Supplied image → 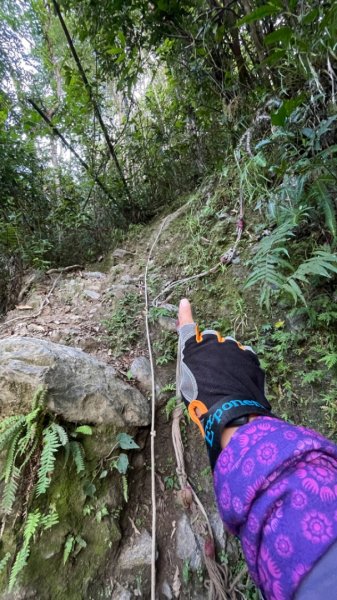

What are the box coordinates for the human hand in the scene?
[177,298,272,469]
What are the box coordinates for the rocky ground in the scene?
[0,205,256,600]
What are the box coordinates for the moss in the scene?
[0,451,122,599]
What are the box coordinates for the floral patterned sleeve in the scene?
[213,417,337,600]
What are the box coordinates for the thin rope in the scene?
[144,216,170,600]
[144,188,245,598]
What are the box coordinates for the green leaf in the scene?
[116,432,139,450]
[83,481,96,498]
[237,4,281,26]
[264,27,292,46]
[75,425,93,436]
[0,552,11,575]
[63,535,75,565]
[114,453,129,474]
[106,47,123,55]
[271,105,287,126]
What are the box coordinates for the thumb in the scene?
[178,298,194,328]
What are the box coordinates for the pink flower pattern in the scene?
[274,534,293,557]
[301,510,333,544]
[214,417,337,600]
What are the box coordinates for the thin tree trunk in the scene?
[28,99,120,209]
[51,0,133,205]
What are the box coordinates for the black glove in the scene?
[178,323,273,469]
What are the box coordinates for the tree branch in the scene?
[51,0,133,204]
[28,99,119,208]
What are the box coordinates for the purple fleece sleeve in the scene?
[213,417,337,600]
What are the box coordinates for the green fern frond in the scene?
[8,546,30,591]
[40,508,59,530]
[310,177,337,238]
[53,424,68,447]
[63,535,75,565]
[0,417,25,453]
[69,441,85,475]
[3,431,21,483]
[0,552,11,575]
[122,475,128,503]
[23,510,41,546]
[0,414,24,434]
[284,250,337,304]
[1,466,20,514]
[245,222,295,307]
[36,425,61,496]
[30,386,47,412]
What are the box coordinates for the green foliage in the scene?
[103,292,143,356]
[0,387,91,590]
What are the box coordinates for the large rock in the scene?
[117,530,156,597]
[176,514,203,571]
[0,337,150,426]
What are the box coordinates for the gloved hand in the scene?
[177,299,273,469]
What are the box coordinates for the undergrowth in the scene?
[0,388,138,591]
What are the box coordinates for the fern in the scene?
[8,546,30,591]
[0,552,11,575]
[310,177,337,238]
[122,475,128,503]
[40,508,59,530]
[36,425,61,496]
[30,386,47,411]
[69,441,85,474]
[284,250,337,305]
[1,466,20,514]
[0,417,25,453]
[23,510,41,546]
[3,431,21,483]
[63,535,75,565]
[245,222,295,307]
[53,424,68,447]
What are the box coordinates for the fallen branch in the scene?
[46,264,83,275]
[0,273,62,332]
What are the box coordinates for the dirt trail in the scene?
[0,212,250,599]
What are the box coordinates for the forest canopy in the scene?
[1,0,337,311]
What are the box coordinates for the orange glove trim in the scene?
[188,400,208,437]
[195,325,203,343]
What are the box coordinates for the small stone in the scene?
[120,274,135,284]
[231,257,241,265]
[117,530,157,597]
[216,210,230,220]
[130,356,161,399]
[209,512,226,549]
[161,580,173,599]
[176,514,202,571]
[158,316,177,332]
[111,583,131,600]
[112,248,132,259]
[84,271,106,280]
[106,285,137,299]
[27,323,45,333]
[83,289,101,301]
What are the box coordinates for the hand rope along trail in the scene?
[143,196,245,599]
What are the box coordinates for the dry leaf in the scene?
[16,305,33,310]
[172,566,181,598]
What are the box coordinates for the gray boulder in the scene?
[117,530,156,597]
[0,337,149,426]
[176,514,203,571]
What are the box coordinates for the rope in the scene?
[144,216,170,600]
[144,187,245,598]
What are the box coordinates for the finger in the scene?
[178,298,194,328]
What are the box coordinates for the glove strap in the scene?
[201,397,272,470]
